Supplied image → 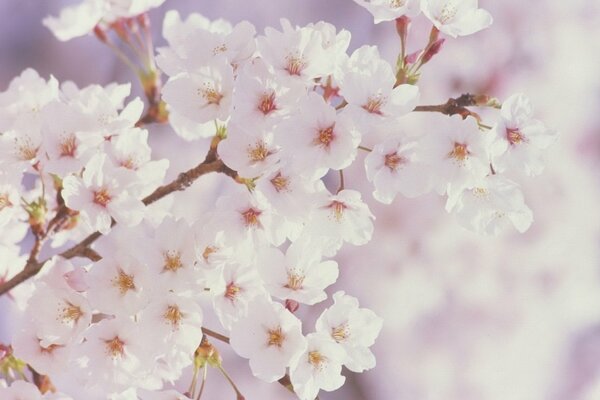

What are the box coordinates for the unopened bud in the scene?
[93,25,108,43]
[285,299,299,313]
[395,16,411,40]
[405,50,420,65]
[422,38,445,65]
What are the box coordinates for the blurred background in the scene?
[1,1,600,399]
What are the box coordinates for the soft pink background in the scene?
[1,1,600,399]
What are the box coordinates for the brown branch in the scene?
[413,93,497,122]
[0,144,236,297]
[201,327,230,344]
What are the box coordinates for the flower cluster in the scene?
[0,0,558,399]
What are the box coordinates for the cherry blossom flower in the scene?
[212,260,266,329]
[257,19,333,85]
[340,46,420,131]
[276,92,361,179]
[353,0,421,24]
[303,189,375,256]
[421,0,493,38]
[491,93,558,176]
[25,283,92,346]
[73,317,158,392]
[289,332,346,400]
[230,58,302,129]
[230,298,307,382]
[217,122,280,179]
[365,134,433,203]
[421,115,494,198]
[257,239,339,305]
[446,175,533,235]
[157,10,256,76]
[62,154,146,234]
[315,291,383,372]
[162,60,233,127]
[43,0,166,41]
[85,252,155,316]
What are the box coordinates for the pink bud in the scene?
[395,16,411,39]
[93,25,107,43]
[422,38,445,64]
[285,299,300,313]
[405,50,420,65]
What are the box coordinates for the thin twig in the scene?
[0,147,236,297]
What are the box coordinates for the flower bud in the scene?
[421,38,445,65]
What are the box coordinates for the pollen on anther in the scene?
[331,323,350,343]
[225,282,241,301]
[362,95,385,115]
[267,326,285,348]
[313,125,335,149]
[0,193,13,211]
[327,200,347,222]
[164,304,183,328]
[258,92,277,115]
[93,188,112,207]
[59,301,84,323]
[448,142,470,162]
[104,336,126,358]
[308,350,327,369]
[241,208,262,228]
[59,134,77,158]
[163,250,183,272]
[384,152,406,171]
[112,269,136,295]
[270,172,290,193]
[247,141,271,162]
[506,127,526,145]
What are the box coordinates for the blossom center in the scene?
[93,188,112,207]
[270,172,290,192]
[472,187,489,198]
[59,301,83,323]
[225,282,241,300]
[104,336,126,358]
[506,127,526,145]
[59,134,77,158]
[0,193,13,211]
[112,269,136,295]
[164,305,183,328]
[327,200,347,222]
[15,137,38,161]
[199,84,223,105]
[258,92,277,115]
[362,95,385,115]
[308,351,327,369]
[448,142,470,162]
[212,43,228,55]
[241,208,262,228]
[163,250,183,272]
[384,152,406,171]
[202,245,218,262]
[284,270,305,291]
[247,141,271,162]
[439,3,458,23]
[284,54,306,76]
[267,326,285,348]
[331,323,350,342]
[313,125,335,149]
[390,0,406,8]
